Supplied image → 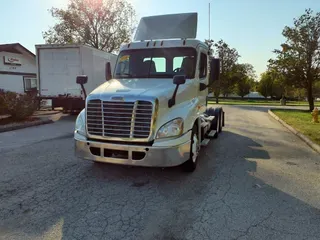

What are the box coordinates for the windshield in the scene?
[114,47,197,79]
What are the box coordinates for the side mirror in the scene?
[76,75,88,98]
[173,75,186,85]
[76,75,88,85]
[210,58,220,84]
[105,62,112,81]
[168,75,186,108]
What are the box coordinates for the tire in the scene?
[182,124,200,172]
[205,107,215,117]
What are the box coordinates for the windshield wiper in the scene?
[116,73,132,78]
[149,74,173,78]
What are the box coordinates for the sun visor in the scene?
[133,12,198,41]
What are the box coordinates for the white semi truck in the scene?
[35,44,117,112]
[74,12,225,172]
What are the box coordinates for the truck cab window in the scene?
[199,52,207,79]
[114,48,197,79]
[143,57,166,72]
[116,55,130,76]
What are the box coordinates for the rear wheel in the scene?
[183,124,200,172]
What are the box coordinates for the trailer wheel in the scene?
[182,124,200,172]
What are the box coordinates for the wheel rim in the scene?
[191,134,199,163]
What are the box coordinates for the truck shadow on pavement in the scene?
[87,130,270,183]
[1,131,320,240]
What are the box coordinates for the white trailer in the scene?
[35,44,117,111]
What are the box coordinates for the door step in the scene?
[207,130,217,138]
[203,115,215,122]
[201,138,210,147]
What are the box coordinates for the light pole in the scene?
[209,2,211,40]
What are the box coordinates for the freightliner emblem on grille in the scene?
[111,96,124,101]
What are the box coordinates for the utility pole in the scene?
[209,2,211,40]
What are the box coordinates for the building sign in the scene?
[3,56,22,66]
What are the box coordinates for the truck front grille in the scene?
[86,100,153,139]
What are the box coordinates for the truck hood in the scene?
[88,78,175,100]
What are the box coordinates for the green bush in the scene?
[2,91,38,120]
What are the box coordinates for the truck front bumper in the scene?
[74,131,192,167]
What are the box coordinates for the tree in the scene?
[268,8,320,111]
[272,78,285,99]
[212,39,240,102]
[43,0,137,53]
[232,63,255,98]
[257,70,286,99]
[314,81,320,98]
[235,77,254,98]
[251,80,259,92]
[292,88,307,100]
[257,72,273,98]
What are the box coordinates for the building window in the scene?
[23,76,37,92]
[199,52,207,79]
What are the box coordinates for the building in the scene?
[0,43,37,93]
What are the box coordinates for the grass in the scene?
[208,99,320,107]
[272,109,320,146]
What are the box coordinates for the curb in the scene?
[0,119,54,133]
[33,111,61,117]
[268,109,320,154]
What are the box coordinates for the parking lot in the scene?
[0,105,319,240]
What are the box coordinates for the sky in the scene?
[0,0,319,78]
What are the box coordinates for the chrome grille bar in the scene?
[86,99,153,139]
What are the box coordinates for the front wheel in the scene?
[182,124,200,172]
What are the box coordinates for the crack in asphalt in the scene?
[1,106,320,239]
[263,225,319,239]
[0,133,74,154]
[233,211,274,240]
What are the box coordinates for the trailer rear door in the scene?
[38,47,82,97]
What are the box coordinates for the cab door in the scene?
[196,46,209,112]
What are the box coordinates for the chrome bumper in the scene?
[74,131,191,167]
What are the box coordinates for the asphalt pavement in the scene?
[0,105,319,240]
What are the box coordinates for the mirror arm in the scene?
[105,62,112,81]
[168,84,180,108]
[80,84,87,98]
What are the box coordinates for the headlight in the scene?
[75,109,86,136]
[156,118,183,139]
